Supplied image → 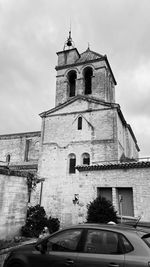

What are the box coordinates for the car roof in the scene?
[59,223,150,235]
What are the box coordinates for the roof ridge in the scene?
[39,95,117,117]
[80,48,103,58]
[76,48,104,64]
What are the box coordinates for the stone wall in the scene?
[0,131,40,165]
[55,54,115,106]
[116,111,139,160]
[39,163,150,226]
[77,165,150,223]
[0,169,28,239]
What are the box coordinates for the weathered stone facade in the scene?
[0,168,28,239]
[37,45,141,226]
[0,131,40,166]
[0,40,150,233]
[0,132,40,239]
[76,162,150,223]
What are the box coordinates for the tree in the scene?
[87,196,118,224]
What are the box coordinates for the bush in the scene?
[21,205,60,238]
[46,217,60,234]
[87,196,118,224]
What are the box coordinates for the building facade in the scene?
[0,36,150,228]
[37,41,142,226]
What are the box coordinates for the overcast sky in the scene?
[0,0,150,157]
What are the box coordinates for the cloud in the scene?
[116,61,150,117]
[0,0,150,156]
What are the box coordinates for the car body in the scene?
[3,223,150,267]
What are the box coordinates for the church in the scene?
[0,33,150,232]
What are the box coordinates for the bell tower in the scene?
[55,32,117,106]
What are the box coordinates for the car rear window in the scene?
[142,234,150,248]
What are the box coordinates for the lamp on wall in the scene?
[73,194,79,205]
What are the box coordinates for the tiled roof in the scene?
[0,131,41,140]
[0,166,33,177]
[0,164,38,177]
[76,48,103,64]
[9,164,38,171]
[76,161,150,172]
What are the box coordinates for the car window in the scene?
[47,229,82,252]
[84,229,122,254]
[142,234,150,248]
[119,234,133,253]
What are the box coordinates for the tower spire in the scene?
[63,27,75,50]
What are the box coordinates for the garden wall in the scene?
[0,167,28,239]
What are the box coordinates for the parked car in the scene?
[3,223,150,267]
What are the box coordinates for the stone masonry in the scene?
[0,38,150,232]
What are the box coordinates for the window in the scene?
[83,67,93,95]
[84,229,122,254]
[47,229,82,252]
[69,154,76,173]
[24,139,31,162]
[6,154,10,163]
[68,70,77,97]
[120,234,133,253]
[82,153,90,165]
[78,117,82,130]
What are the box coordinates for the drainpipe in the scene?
[39,181,43,206]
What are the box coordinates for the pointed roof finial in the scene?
[63,22,75,50]
[86,42,90,51]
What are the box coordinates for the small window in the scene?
[69,154,76,174]
[47,229,82,252]
[6,154,10,163]
[82,153,90,165]
[24,139,31,162]
[78,117,82,130]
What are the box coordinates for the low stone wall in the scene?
[0,168,28,239]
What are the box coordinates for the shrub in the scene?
[21,205,60,238]
[87,196,118,224]
[46,217,60,234]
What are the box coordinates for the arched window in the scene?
[6,154,10,163]
[68,70,77,97]
[82,153,90,165]
[78,116,82,130]
[83,67,93,95]
[68,153,76,174]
